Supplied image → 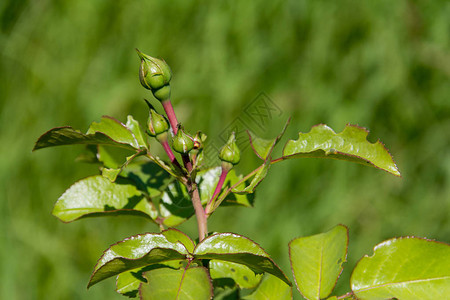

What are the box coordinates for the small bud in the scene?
[147,108,169,137]
[219,132,240,166]
[136,49,172,101]
[172,126,194,154]
[193,131,207,151]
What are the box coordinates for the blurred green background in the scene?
[1,0,449,299]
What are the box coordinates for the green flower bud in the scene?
[219,132,240,165]
[136,49,172,101]
[147,108,169,137]
[172,126,194,154]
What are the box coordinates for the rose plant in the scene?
[33,50,449,299]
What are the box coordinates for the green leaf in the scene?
[232,162,270,194]
[289,225,348,300]
[33,127,137,151]
[242,274,292,300]
[248,118,290,160]
[194,233,291,286]
[351,237,450,299]
[282,124,401,176]
[197,167,254,207]
[116,261,185,298]
[88,231,190,288]
[87,116,141,149]
[210,260,263,289]
[161,228,195,253]
[126,115,148,149]
[53,175,157,223]
[139,267,213,300]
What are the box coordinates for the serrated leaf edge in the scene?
[282,124,401,177]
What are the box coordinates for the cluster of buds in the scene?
[137,49,172,101]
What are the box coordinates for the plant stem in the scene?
[189,182,207,241]
[161,99,179,134]
[160,139,183,170]
[161,99,205,239]
[337,292,354,299]
[205,166,229,215]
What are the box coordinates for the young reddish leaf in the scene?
[351,237,450,299]
[53,175,158,223]
[88,231,190,288]
[289,225,348,300]
[282,124,401,176]
[139,267,213,300]
[194,233,291,286]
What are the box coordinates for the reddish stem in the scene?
[161,99,179,134]
[205,166,229,215]
[160,139,182,170]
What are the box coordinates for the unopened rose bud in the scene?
[219,132,240,167]
[147,108,169,138]
[172,126,194,154]
[136,49,172,101]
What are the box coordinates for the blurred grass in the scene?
[1,0,449,299]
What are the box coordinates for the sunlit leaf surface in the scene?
[88,230,190,288]
[194,233,291,285]
[53,175,157,223]
[282,124,400,176]
[351,237,450,299]
[242,274,292,300]
[289,225,348,300]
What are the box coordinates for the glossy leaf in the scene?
[248,118,290,160]
[87,116,141,149]
[351,237,450,299]
[88,231,189,288]
[232,162,270,194]
[209,260,262,289]
[116,261,185,298]
[289,225,348,300]
[53,175,157,223]
[126,115,147,149]
[194,233,291,285]
[33,127,136,151]
[242,274,292,300]
[139,267,213,300]
[282,124,400,176]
